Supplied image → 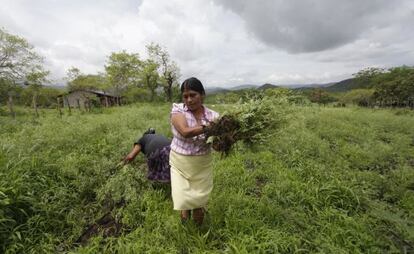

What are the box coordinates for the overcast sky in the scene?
[1,0,413,88]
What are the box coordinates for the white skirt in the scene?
[169,150,213,210]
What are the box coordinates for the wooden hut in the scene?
[62,90,121,109]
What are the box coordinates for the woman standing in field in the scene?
[169,77,219,225]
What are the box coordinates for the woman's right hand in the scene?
[122,144,141,164]
[122,153,135,164]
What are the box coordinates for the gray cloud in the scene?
[212,0,403,53]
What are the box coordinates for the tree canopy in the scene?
[0,28,51,113]
[146,42,180,102]
[354,66,414,107]
[105,51,141,95]
[0,28,44,82]
[66,67,107,92]
[139,59,159,101]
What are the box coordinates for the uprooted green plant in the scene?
[205,97,290,155]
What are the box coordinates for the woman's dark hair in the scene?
[181,77,205,95]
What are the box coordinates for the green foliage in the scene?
[67,72,108,92]
[354,66,414,108]
[1,103,414,253]
[102,45,179,103]
[308,88,337,105]
[293,65,414,109]
[146,43,180,102]
[232,96,290,143]
[207,88,310,106]
[19,86,63,107]
[0,28,49,110]
[122,86,151,103]
[105,51,142,98]
[206,96,292,155]
[139,59,159,101]
[354,67,385,86]
[265,88,311,105]
[206,92,240,104]
[0,28,44,82]
[0,78,20,104]
[25,69,49,87]
[339,89,375,107]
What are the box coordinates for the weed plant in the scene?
[206,97,291,155]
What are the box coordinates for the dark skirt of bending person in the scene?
[146,145,171,183]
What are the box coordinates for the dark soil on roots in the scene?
[206,114,242,155]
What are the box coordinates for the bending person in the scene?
[123,128,171,183]
[169,77,219,225]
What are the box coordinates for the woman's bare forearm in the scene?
[171,114,204,138]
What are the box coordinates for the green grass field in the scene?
[1,103,414,253]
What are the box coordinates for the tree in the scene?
[265,88,309,105]
[0,77,21,117]
[0,28,43,81]
[66,67,81,83]
[355,66,414,108]
[308,88,336,105]
[139,59,159,101]
[353,67,385,86]
[21,85,62,108]
[146,43,180,102]
[0,28,46,116]
[372,67,414,107]
[105,51,141,105]
[66,68,107,92]
[123,86,151,103]
[340,89,375,107]
[25,69,49,116]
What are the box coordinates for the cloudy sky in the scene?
[1,0,413,88]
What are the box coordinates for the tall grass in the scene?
[1,103,413,253]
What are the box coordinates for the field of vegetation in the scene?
[1,101,414,253]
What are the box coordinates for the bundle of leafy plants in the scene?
[205,96,289,155]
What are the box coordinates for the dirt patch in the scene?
[246,176,268,198]
[75,212,123,246]
[254,176,267,198]
[75,198,126,246]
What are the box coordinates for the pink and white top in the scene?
[170,103,219,155]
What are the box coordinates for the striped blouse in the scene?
[170,103,219,155]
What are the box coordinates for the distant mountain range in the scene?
[205,84,257,94]
[205,78,364,94]
[229,84,257,90]
[323,78,364,92]
[258,83,279,90]
[48,78,363,95]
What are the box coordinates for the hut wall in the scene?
[65,91,98,108]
